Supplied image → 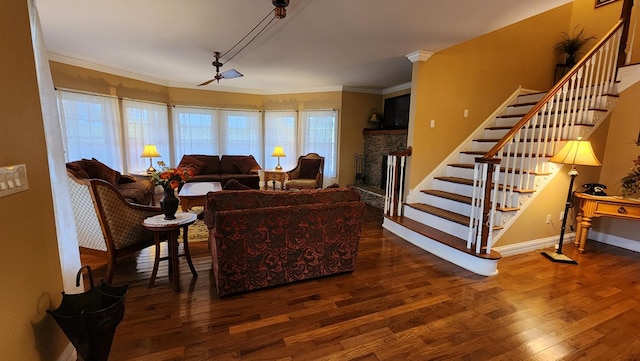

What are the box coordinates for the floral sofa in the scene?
[177,154,261,189]
[204,188,365,297]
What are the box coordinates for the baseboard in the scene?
[493,233,575,257]
[57,342,76,361]
[590,231,640,253]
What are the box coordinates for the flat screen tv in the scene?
[382,94,410,130]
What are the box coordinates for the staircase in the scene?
[382,20,625,276]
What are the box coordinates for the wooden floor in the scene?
[79,205,640,361]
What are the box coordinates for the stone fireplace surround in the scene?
[350,129,408,208]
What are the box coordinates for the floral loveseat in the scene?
[204,188,365,297]
[177,154,261,189]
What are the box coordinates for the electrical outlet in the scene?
[546,214,551,224]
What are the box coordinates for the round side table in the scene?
[143,212,198,292]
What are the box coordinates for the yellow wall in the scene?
[1,0,68,359]
[407,4,573,189]
[340,91,383,186]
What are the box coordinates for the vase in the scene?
[160,186,179,220]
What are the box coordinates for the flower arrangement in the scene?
[621,155,640,198]
[151,161,192,190]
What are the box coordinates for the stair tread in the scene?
[421,189,471,204]
[486,122,595,130]
[385,214,502,260]
[497,101,612,118]
[435,176,536,193]
[460,150,553,158]
[407,203,468,225]
[434,176,473,186]
[448,163,551,175]
[421,189,521,212]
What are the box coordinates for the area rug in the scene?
[175,208,209,243]
[186,218,208,243]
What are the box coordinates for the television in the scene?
[382,94,410,129]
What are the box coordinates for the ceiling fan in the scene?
[198,51,243,86]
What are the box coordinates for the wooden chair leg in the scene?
[148,233,162,288]
[181,226,198,278]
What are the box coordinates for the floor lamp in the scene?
[543,137,601,264]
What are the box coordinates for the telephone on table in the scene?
[582,183,607,196]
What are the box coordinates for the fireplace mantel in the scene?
[362,129,408,136]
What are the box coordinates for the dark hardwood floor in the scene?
[79,205,640,360]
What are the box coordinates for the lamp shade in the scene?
[271,146,286,158]
[140,144,161,158]
[549,138,601,167]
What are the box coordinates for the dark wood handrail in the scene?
[390,146,412,157]
[482,19,624,160]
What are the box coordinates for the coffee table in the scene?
[178,181,221,211]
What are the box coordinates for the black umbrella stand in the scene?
[47,266,129,361]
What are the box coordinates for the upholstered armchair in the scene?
[67,172,162,283]
[285,153,324,190]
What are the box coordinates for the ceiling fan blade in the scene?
[220,69,243,79]
[198,78,217,86]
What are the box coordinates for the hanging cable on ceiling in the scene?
[220,0,290,64]
[198,0,290,86]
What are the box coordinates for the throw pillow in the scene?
[83,158,120,185]
[178,155,207,175]
[66,161,90,179]
[234,155,261,174]
[299,158,321,179]
[223,178,251,190]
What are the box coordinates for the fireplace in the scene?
[360,129,408,191]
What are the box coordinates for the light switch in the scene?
[0,164,29,197]
[464,109,469,118]
[430,119,435,128]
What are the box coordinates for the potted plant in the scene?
[621,155,640,198]
[555,26,596,67]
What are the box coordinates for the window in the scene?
[264,111,297,170]
[122,100,169,173]
[172,106,219,161]
[56,90,123,170]
[173,107,261,163]
[300,110,337,179]
[220,110,262,160]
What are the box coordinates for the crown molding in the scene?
[48,53,170,87]
[406,50,434,63]
[49,53,409,96]
[382,82,411,95]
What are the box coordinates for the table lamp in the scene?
[543,137,601,264]
[140,144,161,174]
[272,146,286,171]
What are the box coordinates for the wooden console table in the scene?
[574,192,640,253]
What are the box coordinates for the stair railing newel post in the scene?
[384,147,412,217]
[471,157,501,254]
